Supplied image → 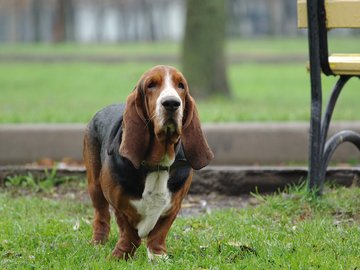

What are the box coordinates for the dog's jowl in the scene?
[83,65,214,260]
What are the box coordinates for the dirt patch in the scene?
[179,193,260,217]
[53,186,261,217]
[3,181,261,217]
[2,164,359,216]
[2,165,360,196]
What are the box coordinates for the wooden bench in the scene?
[297,0,360,193]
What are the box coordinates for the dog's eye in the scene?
[147,82,157,89]
[178,82,185,90]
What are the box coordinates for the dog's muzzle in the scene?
[161,97,181,114]
[159,96,182,139]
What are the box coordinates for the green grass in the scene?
[1,37,360,123]
[1,183,360,269]
[230,36,360,55]
[0,62,150,123]
[1,62,360,123]
[1,37,359,56]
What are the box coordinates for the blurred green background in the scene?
[0,0,359,123]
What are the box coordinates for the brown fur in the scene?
[119,90,150,169]
[83,65,213,260]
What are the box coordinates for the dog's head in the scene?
[119,65,214,169]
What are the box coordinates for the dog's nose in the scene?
[161,97,181,112]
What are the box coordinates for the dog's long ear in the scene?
[119,88,150,169]
[181,94,214,170]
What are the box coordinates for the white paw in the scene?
[147,248,169,261]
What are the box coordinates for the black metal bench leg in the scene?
[320,76,351,144]
[317,76,351,191]
[307,0,323,192]
[308,82,322,192]
[319,130,360,191]
[305,0,360,194]
[310,75,358,194]
[308,86,322,192]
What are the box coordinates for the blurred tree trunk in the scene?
[182,0,231,99]
[9,1,18,42]
[32,0,42,42]
[140,0,156,41]
[53,0,73,42]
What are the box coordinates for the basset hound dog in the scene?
[83,65,214,260]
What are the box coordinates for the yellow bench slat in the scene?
[329,54,360,75]
[298,0,360,29]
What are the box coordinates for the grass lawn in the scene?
[1,37,360,123]
[1,61,360,123]
[0,37,358,56]
[1,182,360,269]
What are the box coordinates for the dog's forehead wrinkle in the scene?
[158,70,181,101]
[163,69,171,90]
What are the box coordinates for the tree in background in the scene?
[182,0,231,99]
[53,0,74,42]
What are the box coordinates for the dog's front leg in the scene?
[112,210,141,260]
[145,211,180,260]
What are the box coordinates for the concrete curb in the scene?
[1,122,360,165]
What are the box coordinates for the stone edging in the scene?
[1,122,360,165]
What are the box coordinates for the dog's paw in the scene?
[91,233,108,245]
[111,245,137,261]
[111,250,132,261]
[147,248,169,262]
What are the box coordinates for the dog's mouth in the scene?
[156,118,181,143]
[165,118,177,133]
[166,116,181,133]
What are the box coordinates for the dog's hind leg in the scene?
[83,131,110,244]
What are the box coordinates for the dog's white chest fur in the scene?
[131,171,172,238]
